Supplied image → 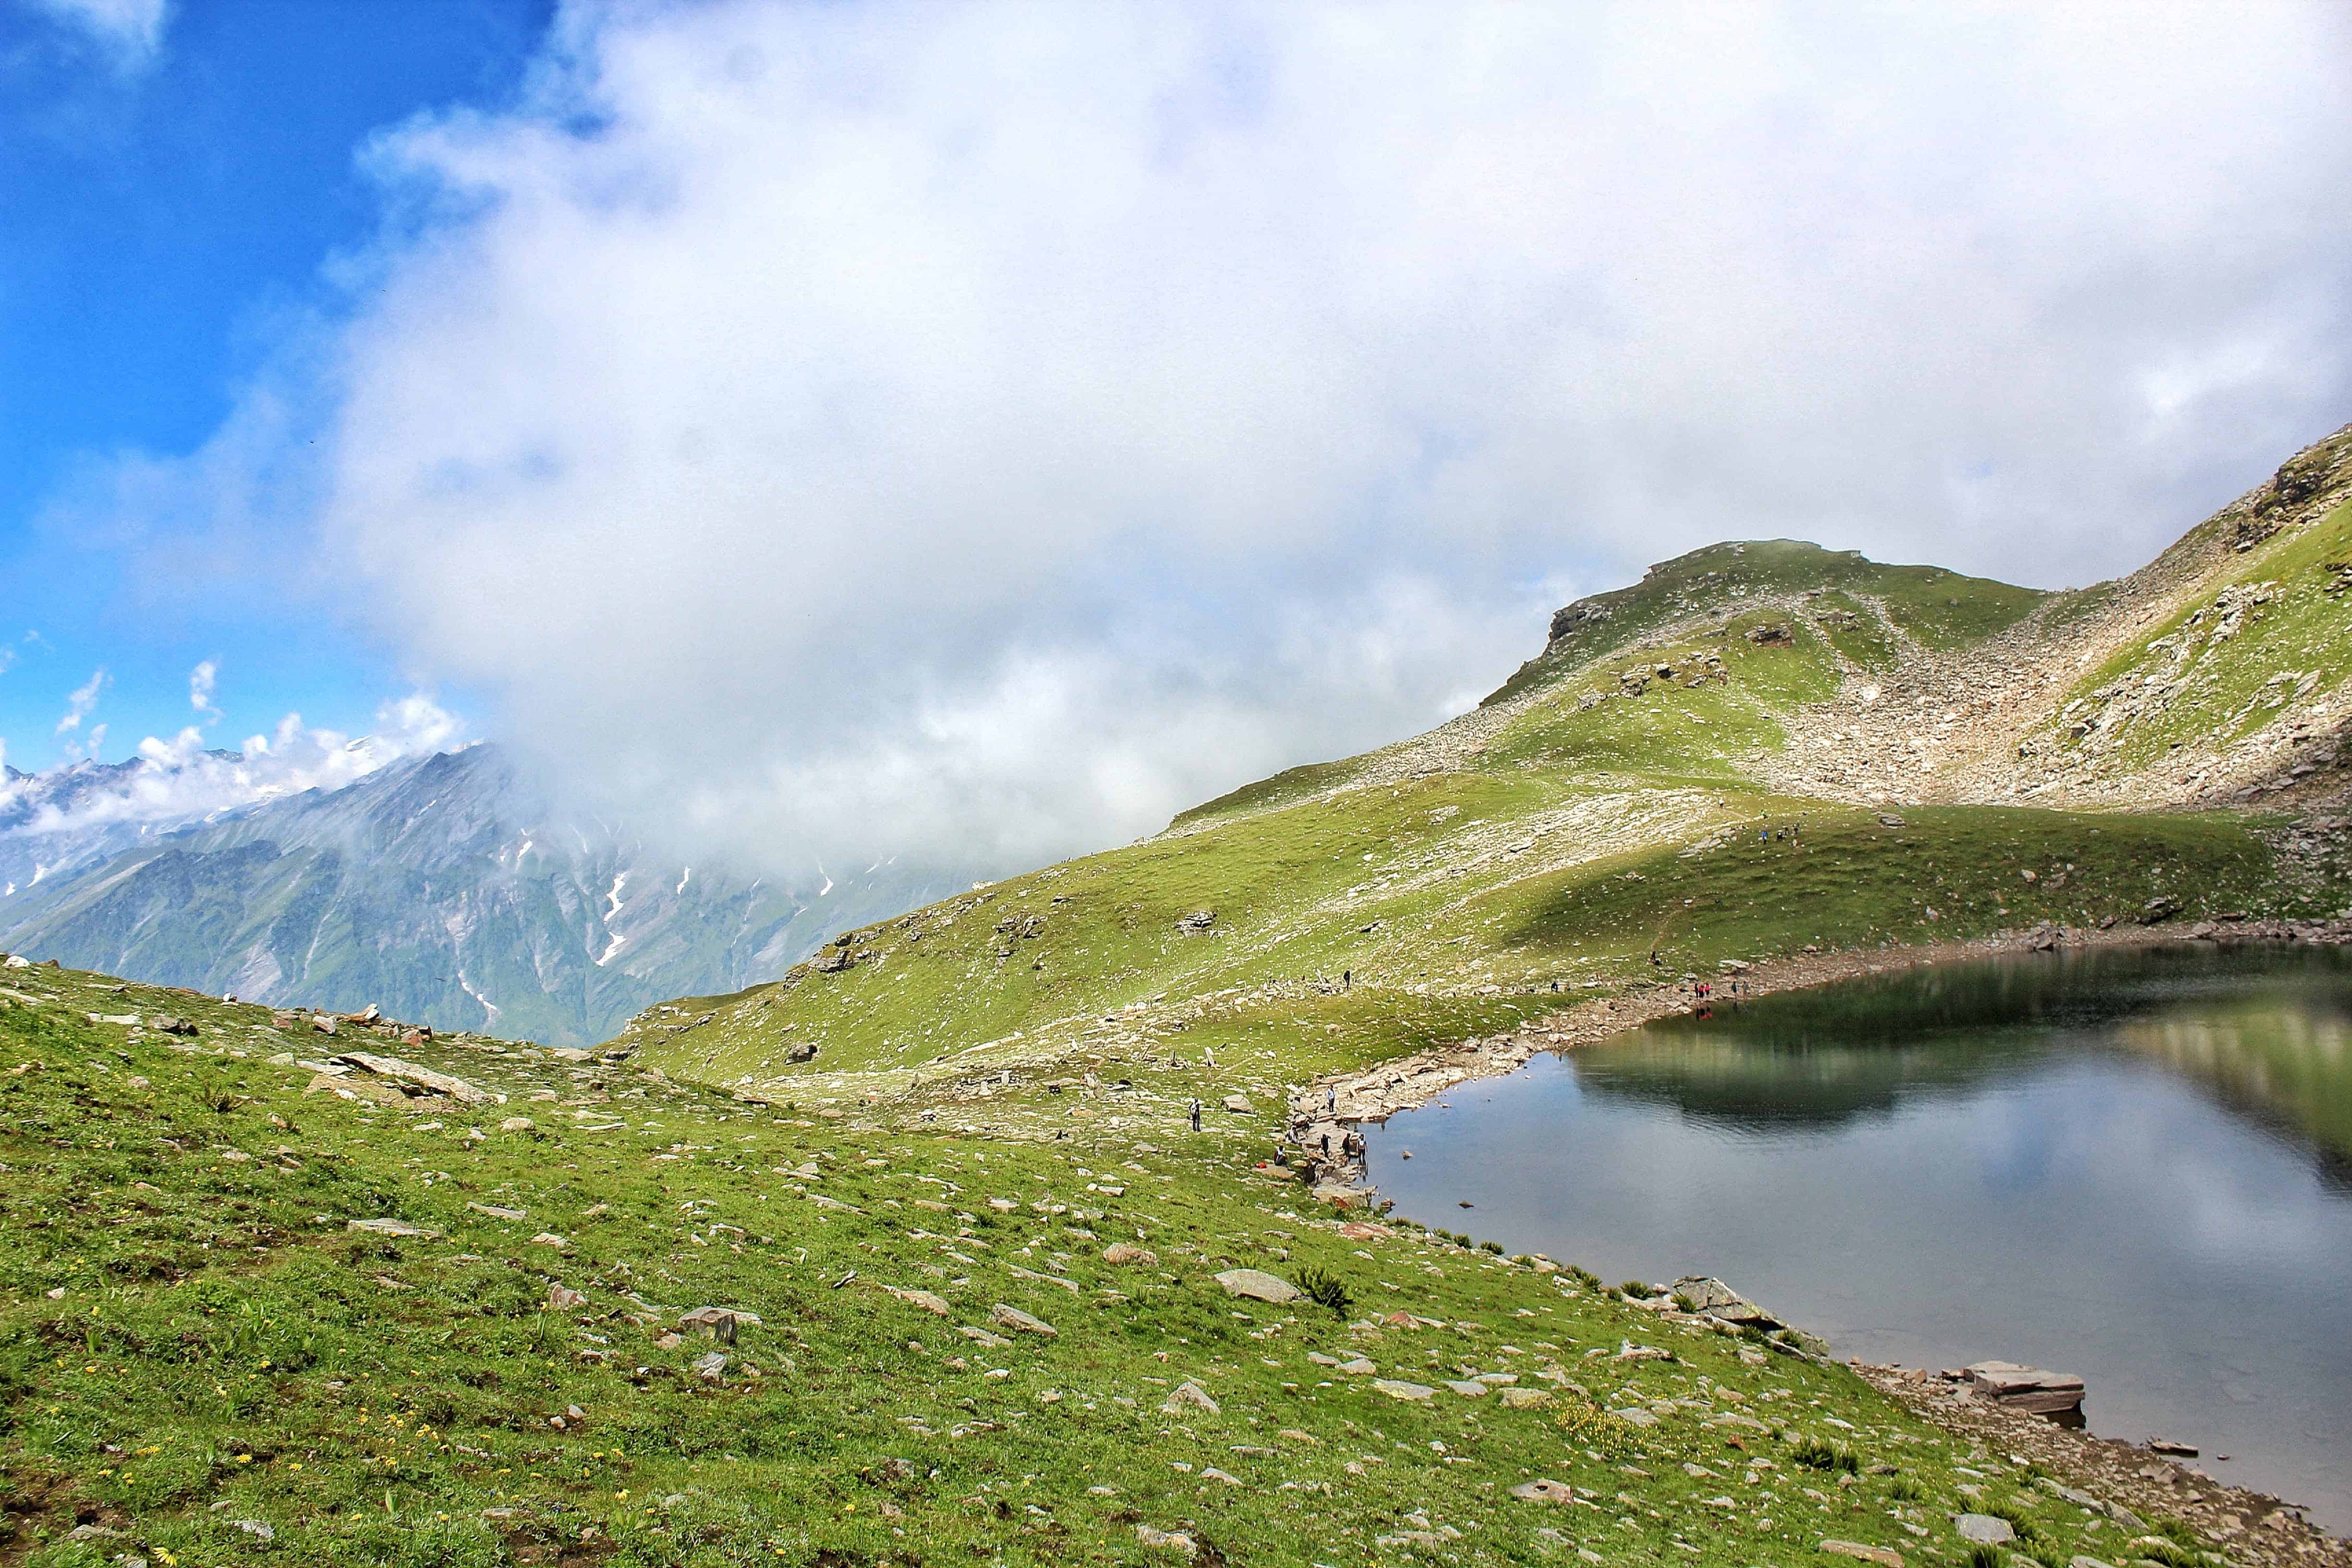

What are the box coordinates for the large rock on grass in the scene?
[1213,1268,1298,1303]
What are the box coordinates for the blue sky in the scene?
[0,1,2346,874]
[0,0,550,771]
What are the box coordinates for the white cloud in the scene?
[0,692,466,838]
[22,0,170,71]
[96,1,2352,876]
[55,668,107,735]
[188,659,219,721]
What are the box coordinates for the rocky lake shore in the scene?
[1285,919,2352,1559]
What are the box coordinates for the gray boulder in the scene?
[1955,1514,2015,1545]
[1212,1268,1299,1304]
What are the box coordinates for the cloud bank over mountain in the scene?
[1,694,462,839]
[97,0,2352,874]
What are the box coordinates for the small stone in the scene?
[1336,1357,1377,1375]
[1221,1094,1254,1114]
[679,1306,739,1342]
[1161,1380,1219,1414]
[1443,1379,1490,1398]
[1819,1541,1904,1568]
[1371,1379,1436,1401]
[547,1283,588,1312]
[989,1303,1056,1337]
[467,1202,527,1221]
[887,1287,952,1316]
[1499,1387,1554,1409]
[690,1351,727,1381]
[530,1232,569,1249]
[346,1217,439,1239]
[1102,1242,1157,1266]
[1511,1479,1577,1504]
[1200,1466,1242,1485]
[498,1116,534,1132]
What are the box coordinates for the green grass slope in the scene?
[12,433,2352,1566]
[626,770,2301,1110]
[2035,489,2352,779]
[1485,541,2050,710]
[0,965,2230,1567]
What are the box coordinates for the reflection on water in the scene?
[2112,1004,2352,1178]
[1365,944,2352,1533]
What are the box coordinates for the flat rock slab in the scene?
[1213,1268,1299,1303]
[989,1303,1057,1337]
[347,1217,439,1239]
[1372,1379,1435,1401]
[1955,1514,2016,1545]
[1510,1480,1576,1504]
[1820,1541,1905,1568]
[1965,1360,2085,1413]
[334,1051,491,1105]
[1672,1273,1781,1327]
[886,1287,951,1316]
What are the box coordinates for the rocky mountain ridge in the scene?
[0,743,951,1045]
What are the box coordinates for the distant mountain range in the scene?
[0,743,949,1045]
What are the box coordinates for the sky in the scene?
[3,0,2350,875]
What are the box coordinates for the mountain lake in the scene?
[1364,942,2352,1533]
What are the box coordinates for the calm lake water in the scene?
[1363,944,2352,1533]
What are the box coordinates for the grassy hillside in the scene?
[1486,540,2051,710]
[2035,489,2352,780]
[0,965,2237,1567]
[622,775,2299,1109]
[10,427,2352,1565]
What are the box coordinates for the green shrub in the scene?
[1294,1265,1352,1316]
[1792,1436,1859,1473]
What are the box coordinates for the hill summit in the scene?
[611,422,2352,1105]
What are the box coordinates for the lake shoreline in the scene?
[1853,1360,2350,1563]
[1285,914,2352,1169]
[1288,918,2352,1556]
